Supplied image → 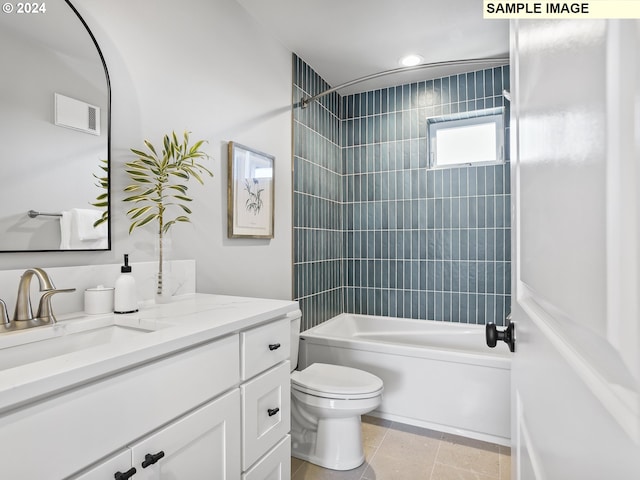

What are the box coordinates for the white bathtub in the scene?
[298,313,511,446]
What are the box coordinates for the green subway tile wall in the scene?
[293,54,511,329]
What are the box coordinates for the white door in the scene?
[510,19,640,479]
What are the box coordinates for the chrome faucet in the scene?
[11,268,75,327]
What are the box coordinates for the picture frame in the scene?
[227,142,275,239]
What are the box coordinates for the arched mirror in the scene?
[0,0,110,251]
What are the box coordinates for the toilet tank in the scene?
[289,311,302,372]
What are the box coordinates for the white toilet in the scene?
[289,315,384,471]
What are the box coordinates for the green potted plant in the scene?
[123,131,213,300]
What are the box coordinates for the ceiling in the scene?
[235,0,509,95]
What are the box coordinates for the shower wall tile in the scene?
[293,54,511,329]
[293,55,343,328]
[341,65,511,326]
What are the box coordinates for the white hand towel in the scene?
[59,210,72,249]
[72,208,107,241]
[59,209,108,249]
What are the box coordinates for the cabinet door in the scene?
[131,389,241,480]
[68,450,133,480]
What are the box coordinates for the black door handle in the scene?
[141,451,165,468]
[114,467,136,480]
[486,321,515,352]
[267,407,280,417]
[268,343,281,351]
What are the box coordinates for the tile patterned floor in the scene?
[291,416,511,480]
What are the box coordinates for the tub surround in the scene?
[293,55,511,329]
[293,53,343,331]
[341,68,511,325]
[0,293,299,478]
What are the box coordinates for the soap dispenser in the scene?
[114,254,138,314]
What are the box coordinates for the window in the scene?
[428,108,505,168]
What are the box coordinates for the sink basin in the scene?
[0,315,164,372]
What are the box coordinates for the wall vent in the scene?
[54,93,101,135]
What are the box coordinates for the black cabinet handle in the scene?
[267,407,280,417]
[141,451,165,468]
[268,343,281,351]
[114,467,136,480]
[486,322,515,352]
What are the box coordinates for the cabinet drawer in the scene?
[241,361,290,470]
[241,317,290,380]
[243,435,291,480]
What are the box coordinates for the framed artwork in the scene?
[227,142,275,238]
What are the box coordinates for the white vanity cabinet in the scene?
[0,296,298,480]
[0,334,240,479]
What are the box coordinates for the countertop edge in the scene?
[0,293,300,414]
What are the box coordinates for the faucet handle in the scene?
[36,288,75,323]
[0,299,8,326]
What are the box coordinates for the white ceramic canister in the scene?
[84,285,115,315]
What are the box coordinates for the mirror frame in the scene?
[1,0,111,253]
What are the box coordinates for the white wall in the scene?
[0,0,293,301]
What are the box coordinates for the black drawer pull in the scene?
[114,467,136,480]
[141,451,165,468]
[268,343,281,351]
[267,407,280,417]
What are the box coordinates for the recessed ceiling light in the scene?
[400,54,423,67]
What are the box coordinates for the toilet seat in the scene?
[291,363,383,400]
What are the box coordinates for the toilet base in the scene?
[291,416,365,471]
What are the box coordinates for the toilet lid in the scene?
[291,363,383,399]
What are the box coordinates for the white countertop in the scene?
[0,293,300,414]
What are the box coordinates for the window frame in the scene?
[427,107,505,169]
